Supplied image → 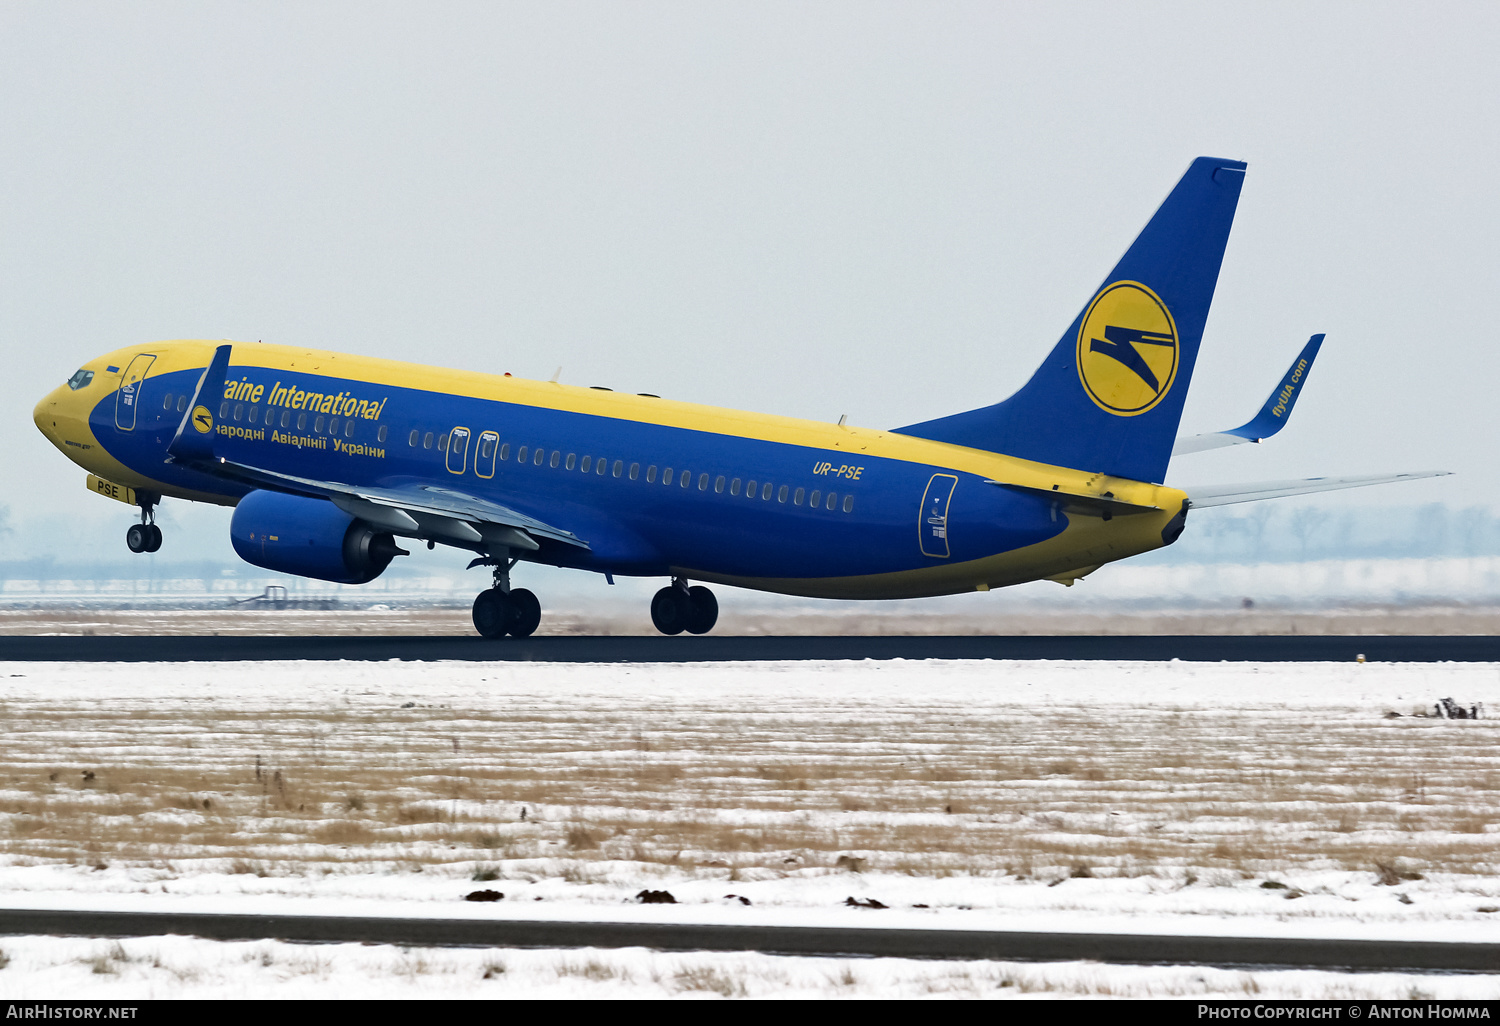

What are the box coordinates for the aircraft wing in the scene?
[1172,334,1323,456]
[219,460,589,551]
[163,343,588,552]
[1183,471,1450,509]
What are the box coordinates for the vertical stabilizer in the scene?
[895,157,1246,484]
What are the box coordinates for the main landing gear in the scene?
[125,496,162,554]
[651,579,718,635]
[471,557,541,639]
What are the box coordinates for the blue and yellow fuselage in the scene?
[34,340,1186,598]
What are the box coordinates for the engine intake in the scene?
[230,490,408,584]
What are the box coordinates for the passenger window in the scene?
[178,396,188,413]
[597,459,607,476]
[826,492,837,510]
[345,419,355,438]
[778,485,788,503]
[248,406,259,424]
[220,401,230,419]
[746,479,756,497]
[315,415,325,433]
[662,468,673,485]
[550,451,560,468]
[714,476,725,494]
[698,473,709,491]
[681,471,691,488]
[762,483,772,500]
[730,478,741,496]
[843,495,854,512]
[612,460,623,477]
[233,404,244,422]
[163,393,174,410]
[809,490,821,508]
[646,465,657,483]
[439,433,450,451]
[794,487,805,506]
[499,443,510,461]
[517,445,528,462]
[534,448,545,466]
[629,463,639,480]
[566,453,576,470]
[409,429,419,446]
[298,412,309,431]
[581,455,592,473]
[329,417,341,435]
[377,425,388,443]
[422,431,433,449]
[283,410,293,429]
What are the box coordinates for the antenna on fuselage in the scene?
[549,367,562,383]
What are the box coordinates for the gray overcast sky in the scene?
[3,1,1497,525]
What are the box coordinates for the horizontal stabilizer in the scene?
[985,480,1161,518]
[1184,471,1450,509]
[1173,334,1323,456]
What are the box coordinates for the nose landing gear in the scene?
[470,556,541,638]
[651,579,718,635]
[125,495,162,553]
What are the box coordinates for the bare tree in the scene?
[1288,506,1328,563]
[1457,506,1489,558]
[1245,504,1274,564]
[0,505,11,580]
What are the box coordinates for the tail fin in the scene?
[895,156,1246,484]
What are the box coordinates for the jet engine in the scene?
[230,489,407,584]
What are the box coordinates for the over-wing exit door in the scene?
[919,474,958,558]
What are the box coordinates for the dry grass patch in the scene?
[0,687,1495,882]
[674,965,745,997]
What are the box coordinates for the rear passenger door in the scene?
[919,474,957,558]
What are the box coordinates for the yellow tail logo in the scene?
[1076,281,1179,416]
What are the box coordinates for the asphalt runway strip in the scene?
[0,909,1494,973]
[4,635,1500,661]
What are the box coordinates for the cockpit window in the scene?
[66,369,94,391]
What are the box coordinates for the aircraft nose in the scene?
[34,386,62,440]
[34,381,82,450]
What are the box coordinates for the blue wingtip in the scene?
[166,344,233,463]
[1223,333,1324,441]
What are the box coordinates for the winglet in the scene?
[1173,334,1323,456]
[165,344,232,464]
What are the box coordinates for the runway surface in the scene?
[0,908,1492,972]
[1,634,1499,661]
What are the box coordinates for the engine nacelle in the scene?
[230,490,407,584]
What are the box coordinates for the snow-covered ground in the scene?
[0,658,1497,998]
